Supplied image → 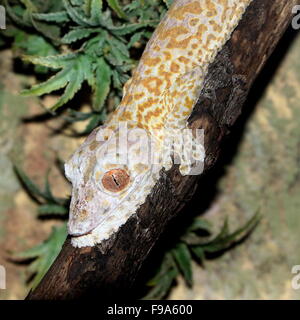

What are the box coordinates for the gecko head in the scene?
[64,125,160,237]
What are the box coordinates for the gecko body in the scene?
[65,0,252,247]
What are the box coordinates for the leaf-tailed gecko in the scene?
[65,0,252,247]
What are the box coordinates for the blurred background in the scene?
[1,0,300,300]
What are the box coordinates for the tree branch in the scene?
[26,0,297,300]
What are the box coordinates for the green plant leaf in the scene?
[14,224,67,289]
[12,33,58,73]
[14,166,46,203]
[105,37,131,67]
[29,13,61,43]
[201,212,261,253]
[5,0,32,28]
[22,53,77,69]
[38,204,68,215]
[64,109,94,122]
[14,166,69,207]
[32,11,70,23]
[82,112,106,134]
[22,66,71,96]
[92,58,111,111]
[144,253,179,300]
[128,31,144,48]
[146,252,176,286]
[187,217,212,233]
[106,0,127,19]
[61,27,97,44]
[89,0,103,24]
[143,212,260,299]
[21,53,94,111]
[43,172,67,205]
[172,243,193,286]
[63,0,94,26]
[191,246,205,264]
[20,0,38,12]
[143,268,178,300]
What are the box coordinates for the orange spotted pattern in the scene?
[66,0,253,247]
[106,0,252,139]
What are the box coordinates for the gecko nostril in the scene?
[102,169,130,192]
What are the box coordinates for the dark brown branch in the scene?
[26,0,297,300]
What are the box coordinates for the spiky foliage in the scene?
[1,0,171,122]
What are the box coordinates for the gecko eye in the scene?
[101,169,130,193]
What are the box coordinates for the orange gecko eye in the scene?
[101,169,130,192]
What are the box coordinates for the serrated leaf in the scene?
[15,224,67,289]
[143,211,260,299]
[63,0,94,26]
[92,58,111,111]
[22,53,77,69]
[70,0,83,6]
[106,0,126,19]
[21,54,92,111]
[143,268,178,300]
[202,212,261,253]
[82,112,105,134]
[146,252,175,286]
[43,172,55,202]
[210,218,229,243]
[29,13,61,43]
[14,166,45,203]
[111,69,122,89]
[172,243,193,286]
[181,231,210,246]
[50,65,84,111]
[20,0,38,12]
[21,66,71,97]
[187,218,212,233]
[223,212,261,243]
[12,33,58,73]
[128,31,144,48]
[89,0,103,24]
[14,243,47,260]
[191,246,205,264]
[61,27,97,44]
[32,12,70,23]
[43,172,67,205]
[109,37,129,56]
[5,0,32,28]
[84,31,107,57]
[105,38,130,66]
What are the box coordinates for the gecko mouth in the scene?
[68,210,107,238]
[72,233,91,238]
[68,228,94,237]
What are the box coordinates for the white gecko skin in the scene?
[65,0,253,247]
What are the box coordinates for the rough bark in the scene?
[27,0,297,300]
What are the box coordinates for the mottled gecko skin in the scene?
[65,0,252,247]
